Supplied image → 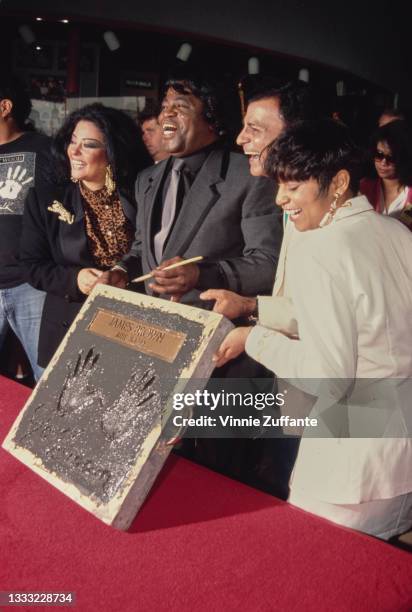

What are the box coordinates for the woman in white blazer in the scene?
[214,119,412,540]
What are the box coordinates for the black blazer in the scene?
[20,182,136,367]
[121,148,283,306]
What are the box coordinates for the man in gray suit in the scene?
[200,80,321,319]
[197,81,323,497]
[100,78,282,305]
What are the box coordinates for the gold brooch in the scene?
[47,200,75,224]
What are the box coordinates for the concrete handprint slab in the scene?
[2,285,232,529]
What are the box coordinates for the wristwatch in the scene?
[248,298,259,323]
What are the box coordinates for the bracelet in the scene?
[110,264,127,273]
[110,264,130,288]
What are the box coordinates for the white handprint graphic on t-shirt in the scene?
[0,153,36,215]
[0,166,33,200]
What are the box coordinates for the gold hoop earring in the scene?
[105,165,116,195]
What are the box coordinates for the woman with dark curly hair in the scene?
[21,103,144,369]
[214,119,412,539]
[360,120,412,230]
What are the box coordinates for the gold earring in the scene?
[105,165,116,195]
[319,192,341,228]
[330,191,341,213]
[70,176,79,184]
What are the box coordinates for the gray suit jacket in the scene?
[122,147,282,305]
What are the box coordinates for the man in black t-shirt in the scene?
[0,75,51,380]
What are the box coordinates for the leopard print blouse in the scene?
[79,182,134,268]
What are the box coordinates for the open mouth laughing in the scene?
[283,207,303,221]
[70,161,86,170]
[162,123,178,138]
[245,151,261,162]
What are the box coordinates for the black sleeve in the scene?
[197,262,228,289]
[20,187,83,301]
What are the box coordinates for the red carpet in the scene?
[0,376,411,611]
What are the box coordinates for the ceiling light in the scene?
[248,57,259,75]
[176,43,192,62]
[336,81,346,97]
[103,31,120,51]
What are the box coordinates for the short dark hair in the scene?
[53,103,143,190]
[138,109,159,126]
[264,119,362,194]
[371,120,412,186]
[163,77,224,134]
[0,73,32,130]
[249,80,321,127]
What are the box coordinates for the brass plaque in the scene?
[87,308,186,363]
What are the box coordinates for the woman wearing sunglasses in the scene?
[20,103,144,370]
[360,120,412,230]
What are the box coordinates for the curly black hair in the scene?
[53,103,145,190]
[0,73,32,130]
[163,77,225,135]
[264,119,363,194]
[371,120,412,186]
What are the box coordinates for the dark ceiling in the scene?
[1,0,409,103]
[0,0,412,105]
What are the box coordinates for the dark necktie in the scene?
[154,158,185,264]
